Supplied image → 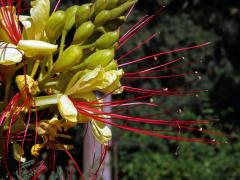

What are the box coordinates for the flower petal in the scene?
[16,74,40,95]
[57,94,78,123]
[13,141,26,162]
[17,40,58,57]
[30,0,50,40]
[65,67,124,95]
[19,15,36,40]
[0,42,23,65]
[91,120,112,145]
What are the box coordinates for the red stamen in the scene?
[0,0,22,44]
[118,42,210,67]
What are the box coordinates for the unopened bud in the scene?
[106,0,119,9]
[105,16,125,30]
[118,0,128,4]
[81,49,115,69]
[94,0,109,14]
[53,45,83,73]
[72,21,95,44]
[75,4,92,27]
[95,30,120,49]
[109,0,137,20]
[94,10,111,26]
[64,5,79,32]
[45,10,66,42]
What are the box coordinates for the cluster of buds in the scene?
[0,0,223,178]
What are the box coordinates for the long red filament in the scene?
[0,0,22,44]
[119,42,210,67]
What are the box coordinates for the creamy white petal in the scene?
[0,42,23,65]
[17,40,57,57]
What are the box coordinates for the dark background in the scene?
[113,0,240,179]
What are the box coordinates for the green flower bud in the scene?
[94,10,111,26]
[83,49,114,69]
[104,16,125,30]
[118,0,128,4]
[45,10,66,42]
[109,0,137,20]
[75,4,92,28]
[94,0,109,15]
[53,45,83,73]
[95,30,120,49]
[72,21,95,44]
[74,49,115,70]
[64,5,79,32]
[106,0,119,9]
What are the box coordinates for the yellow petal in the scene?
[96,69,124,92]
[70,92,97,102]
[65,67,103,95]
[19,15,36,40]
[13,141,26,162]
[0,42,23,65]
[65,67,124,95]
[91,120,112,145]
[31,144,43,156]
[17,40,58,57]
[77,113,89,123]
[16,74,40,95]
[30,0,50,40]
[57,94,78,123]
[0,28,12,43]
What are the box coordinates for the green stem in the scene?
[27,59,34,75]
[30,60,40,78]
[59,30,67,57]
[41,81,59,88]
[34,94,58,107]
[38,70,55,89]
[79,43,95,49]
[38,57,48,81]
[47,55,53,71]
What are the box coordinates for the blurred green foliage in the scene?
[113,0,240,179]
